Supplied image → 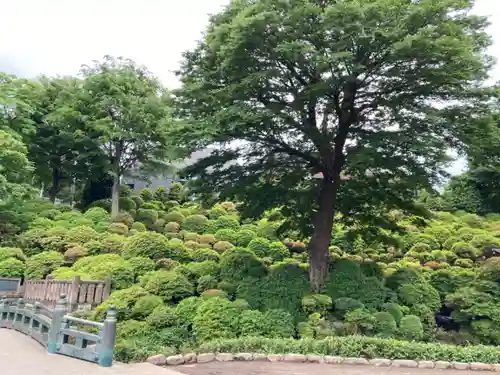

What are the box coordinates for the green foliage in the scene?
[108,222,129,235]
[182,215,209,233]
[302,294,332,315]
[94,285,148,321]
[196,275,218,294]
[373,312,397,338]
[192,248,220,262]
[213,241,234,253]
[131,295,163,319]
[175,296,202,326]
[127,256,156,279]
[399,315,424,341]
[220,248,266,281]
[122,232,170,260]
[451,242,479,259]
[0,247,26,262]
[192,296,239,343]
[146,305,180,328]
[25,251,64,279]
[139,270,194,302]
[213,216,240,231]
[164,211,185,224]
[71,254,134,289]
[234,229,257,247]
[247,237,271,258]
[0,258,25,277]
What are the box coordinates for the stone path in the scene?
[0,329,182,375]
[174,362,473,375]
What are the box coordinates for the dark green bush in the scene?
[175,296,203,326]
[192,248,220,262]
[302,294,333,315]
[164,211,185,224]
[238,310,266,337]
[268,241,291,261]
[192,296,239,343]
[235,229,257,247]
[197,275,218,293]
[220,248,266,281]
[131,295,163,319]
[139,270,194,302]
[182,215,209,233]
[177,260,221,281]
[399,315,424,341]
[383,302,404,324]
[122,232,170,260]
[146,305,180,328]
[127,256,156,279]
[213,216,240,231]
[334,297,365,319]
[119,197,137,212]
[247,237,271,258]
[25,251,64,279]
[214,229,237,243]
[373,311,397,337]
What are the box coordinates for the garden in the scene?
[2,184,500,362]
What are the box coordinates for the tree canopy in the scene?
[174,0,493,289]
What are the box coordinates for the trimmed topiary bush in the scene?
[94,285,148,321]
[192,248,220,262]
[108,222,129,235]
[0,258,25,277]
[220,248,266,281]
[182,215,209,233]
[399,315,424,341]
[247,237,271,258]
[146,305,180,328]
[373,311,397,337]
[214,229,237,243]
[164,211,185,224]
[213,216,240,231]
[234,229,257,247]
[199,234,216,245]
[25,251,64,279]
[302,294,333,315]
[164,221,180,233]
[213,241,234,253]
[112,212,134,228]
[268,241,290,261]
[131,295,163,319]
[451,241,479,259]
[196,275,218,294]
[383,302,404,324]
[192,296,239,343]
[83,207,110,223]
[122,232,170,260]
[139,270,194,302]
[130,222,146,232]
[175,296,203,326]
[126,256,156,279]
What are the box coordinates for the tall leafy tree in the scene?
[175,0,492,290]
[77,56,175,217]
[29,76,102,203]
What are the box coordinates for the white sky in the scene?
[1,0,498,175]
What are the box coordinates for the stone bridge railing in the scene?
[0,294,117,367]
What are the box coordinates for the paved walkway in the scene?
[0,329,181,375]
[175,362,471,375]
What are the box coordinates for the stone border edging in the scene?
[145,353,500,371]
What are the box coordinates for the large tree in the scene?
[175,0,492,290]
[77,56,176,217]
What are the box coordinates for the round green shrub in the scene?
[175,296,202,326]
[164,212,185,224]
[0,247,26,262]
[122,232,170,260]
[399,315,424,341]
[65,225,99,244]
[213,216,240,231]
[139,270,194,302]
[182,215,209,233]
[177,261,220,281]
[112,212,134,228]
[470,235,500,253]
[220,248,266,281]
[163,239,190,261]
[383,302,404,324]
[164,222,180,233]
[256,221,280,240]
[268,241,290,261]
[64,245,89,262]
[213,241,235,253]
[208,206,227,219]
[409,243,432,253]
[130,196,144,209]
[25,251,64,279]
[261,309,295,338]
[334,297,365,319]
[234,229,257,247]
[214,229,237,243]
[94,285,148,321]
[199,234,216,245]
[72,254,135,289]
[201,289,228,299]
[452,241,479,259]
[131,222,146,232]
[119,197,137,212]
[302,294,333,315]
[184,240,199,250]
[156,258,180,271]
[131,295,163,319]
[238,309,266,337]
[0,258,25,277]
[126,256,156,278]
[192,296,239,343]
[84,207,111,223]
[108,222,129,235]
[139,188,153,202]
[146,305,180,328]
[345,308,376,335]
[197,275,218,294]
[136,209,158,226]
[397,282,441,312]
[247,237,271,257]
[455,258,474,268]
[192,248,220,262]
[182,232,198,242]
[443,236,460,250]
[373,311,397,337]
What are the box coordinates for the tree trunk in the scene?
[48,167,61,204]
[308,175,338,292]
[111,174,120,218]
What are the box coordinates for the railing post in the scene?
[69,275,81,311]
[98,306,117,367]
[47,294,67,354]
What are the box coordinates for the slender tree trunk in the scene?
[111,174,120,218]
[308,175,339,292]
[48,167,61,203]
[110,142,123,218]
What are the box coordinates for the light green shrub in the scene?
[25,251,64,279]
[131,295,163,319]
[146,305,180,328]
[192,297,239,343]
[0,258,25,277]
[302,294,333,315]
[247,237,271,257]
[399,315,424,341]
[107,222,129,235]
[373,311,397,337]
[122,232,170,260]
[164,212,185,224]
[182,215,209,233]
[220,248,266,281]
[213,241,234,253]
[139,270,194,302]
[192,248,220,262]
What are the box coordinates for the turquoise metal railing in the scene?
[0,294,117,367]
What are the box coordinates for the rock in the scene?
[267,354,283,362]
[435,361,451,369]
[370,359,392,367]
[166,355,185,366]
[183,353,197,364]
[146,354,167,366]
[418,361,435,369]
[392,359,418,368]
[283,354,307,362]
[471,363,494,371]
[324,356,343,364]
[234,353,253,361]
[216,353,234,362]
[253,353,268,361]
[453,362,471,370]
[343,358,369,365]
[307,355,324,363]
[197,353,216,363]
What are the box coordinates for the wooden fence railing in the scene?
[23,276,111,309]
[0,295,117,367]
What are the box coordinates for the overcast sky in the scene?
[1,0,498,175]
